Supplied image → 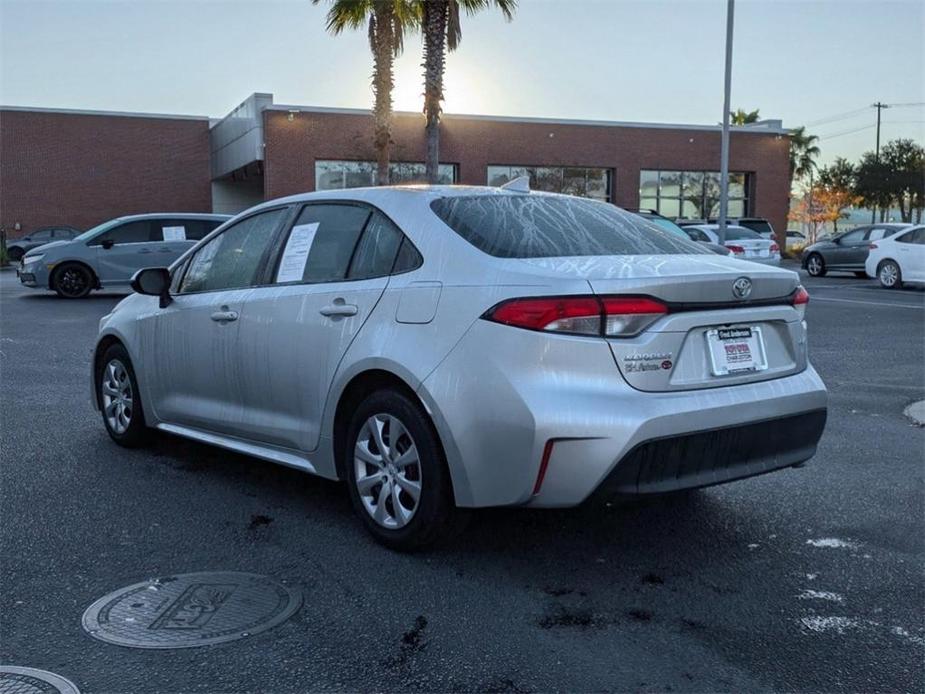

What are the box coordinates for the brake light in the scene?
[792,286,809,318]
[484,295,668,338]
[727,244,745,255]
[770,242,780,253]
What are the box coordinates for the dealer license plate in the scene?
[705,326,768,376]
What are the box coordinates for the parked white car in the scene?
[685,224,781,265]
[865,225,925,288]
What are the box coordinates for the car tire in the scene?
[806,253,827,277]
[8,247,24,262]
[345,389,462,551]
[97,344,150,448]
[877,260,903,289]
[52,262,94,299]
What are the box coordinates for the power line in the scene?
[805,106,871,127]
[818,123,876,141]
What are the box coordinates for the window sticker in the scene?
[163,226,187,241]
[276,222,320,283]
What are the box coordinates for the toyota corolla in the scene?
[91,185,827,550]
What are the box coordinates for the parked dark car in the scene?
[7,225,80,261]
[801,223,912,277]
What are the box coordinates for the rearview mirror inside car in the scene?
[101,239,115,249]
[130,267,172,308]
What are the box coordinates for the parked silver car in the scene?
[19,213,230,298]
[684,224,781,265]
[7,225,80,261]
[91,186,827,549]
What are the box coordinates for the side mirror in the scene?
[101,239,115,250]
[130,267,172,308]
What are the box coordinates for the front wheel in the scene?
[97,344,150,447]
[806,253,826,277]
[53,263,94,298]
[345,389,460,551]
[877,260,903,289]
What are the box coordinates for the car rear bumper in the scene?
[420,320,828,509]
[589,409,826,497]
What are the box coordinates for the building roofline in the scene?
[267,103,788,135]
[0,105,209,121]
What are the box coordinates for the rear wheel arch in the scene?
[332,369,442,480]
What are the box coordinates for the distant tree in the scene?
[879,138,925,223]
[816,158,859,232]
[419,0,516,183]
[789,126,821,186]
[788,186,827,244]
[313,0,417,185]
[730,108,760,125]
[854,151,897,221]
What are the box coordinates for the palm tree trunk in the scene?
[422,0,447,184]
[371,6,394,186]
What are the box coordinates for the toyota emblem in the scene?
[732,277,752,299]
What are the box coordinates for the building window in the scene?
[315,160,457,190]
[639,170,749,219]
[487,165,612,202]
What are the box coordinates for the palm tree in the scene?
[730,108,760,125]
[314,0,416,185]
[789,125,821,184]
[420,0,516,183]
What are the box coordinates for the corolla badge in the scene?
[732,276,752,299]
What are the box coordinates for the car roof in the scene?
[244,184,590,214]
[111,213,231,222]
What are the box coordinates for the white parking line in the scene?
[812,296,924,309]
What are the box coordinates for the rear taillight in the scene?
[485,295,668,338]
[792,286,809,318]
[770,242,780,253]
[727,244,745,255]
[869,243,878,250]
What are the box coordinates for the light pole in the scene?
[718,0,735,244]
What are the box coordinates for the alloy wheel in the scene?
[58,267,89,297]
[101,359,134,434]
[879,262,898,287]
[354,413,422,529]
[807,255,823,276]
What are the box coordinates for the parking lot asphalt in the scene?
[1,265,923,693]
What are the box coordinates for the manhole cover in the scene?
[81,571,302,649]
[0,667,80,694]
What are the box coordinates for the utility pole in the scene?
[871,101,889,222]
[718,0,735,243]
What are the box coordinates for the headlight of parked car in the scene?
[22,254,44,265]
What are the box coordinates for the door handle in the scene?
[210,310,239,323]
[157,247,173,253]
[319,303,358,317]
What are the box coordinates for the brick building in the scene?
[2,92,792,240]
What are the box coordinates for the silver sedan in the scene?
[91,186,827,549]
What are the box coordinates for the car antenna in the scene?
[500,175,531,193]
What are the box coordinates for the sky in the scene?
[1,0,922,167]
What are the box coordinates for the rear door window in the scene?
[347,212,405,279]
[738,219,774,236]
[431,195,707,258]
[275,204,371,283]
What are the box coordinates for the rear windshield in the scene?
[724,227,762,240]
[737,219,773,236]
[430,195,708,258]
